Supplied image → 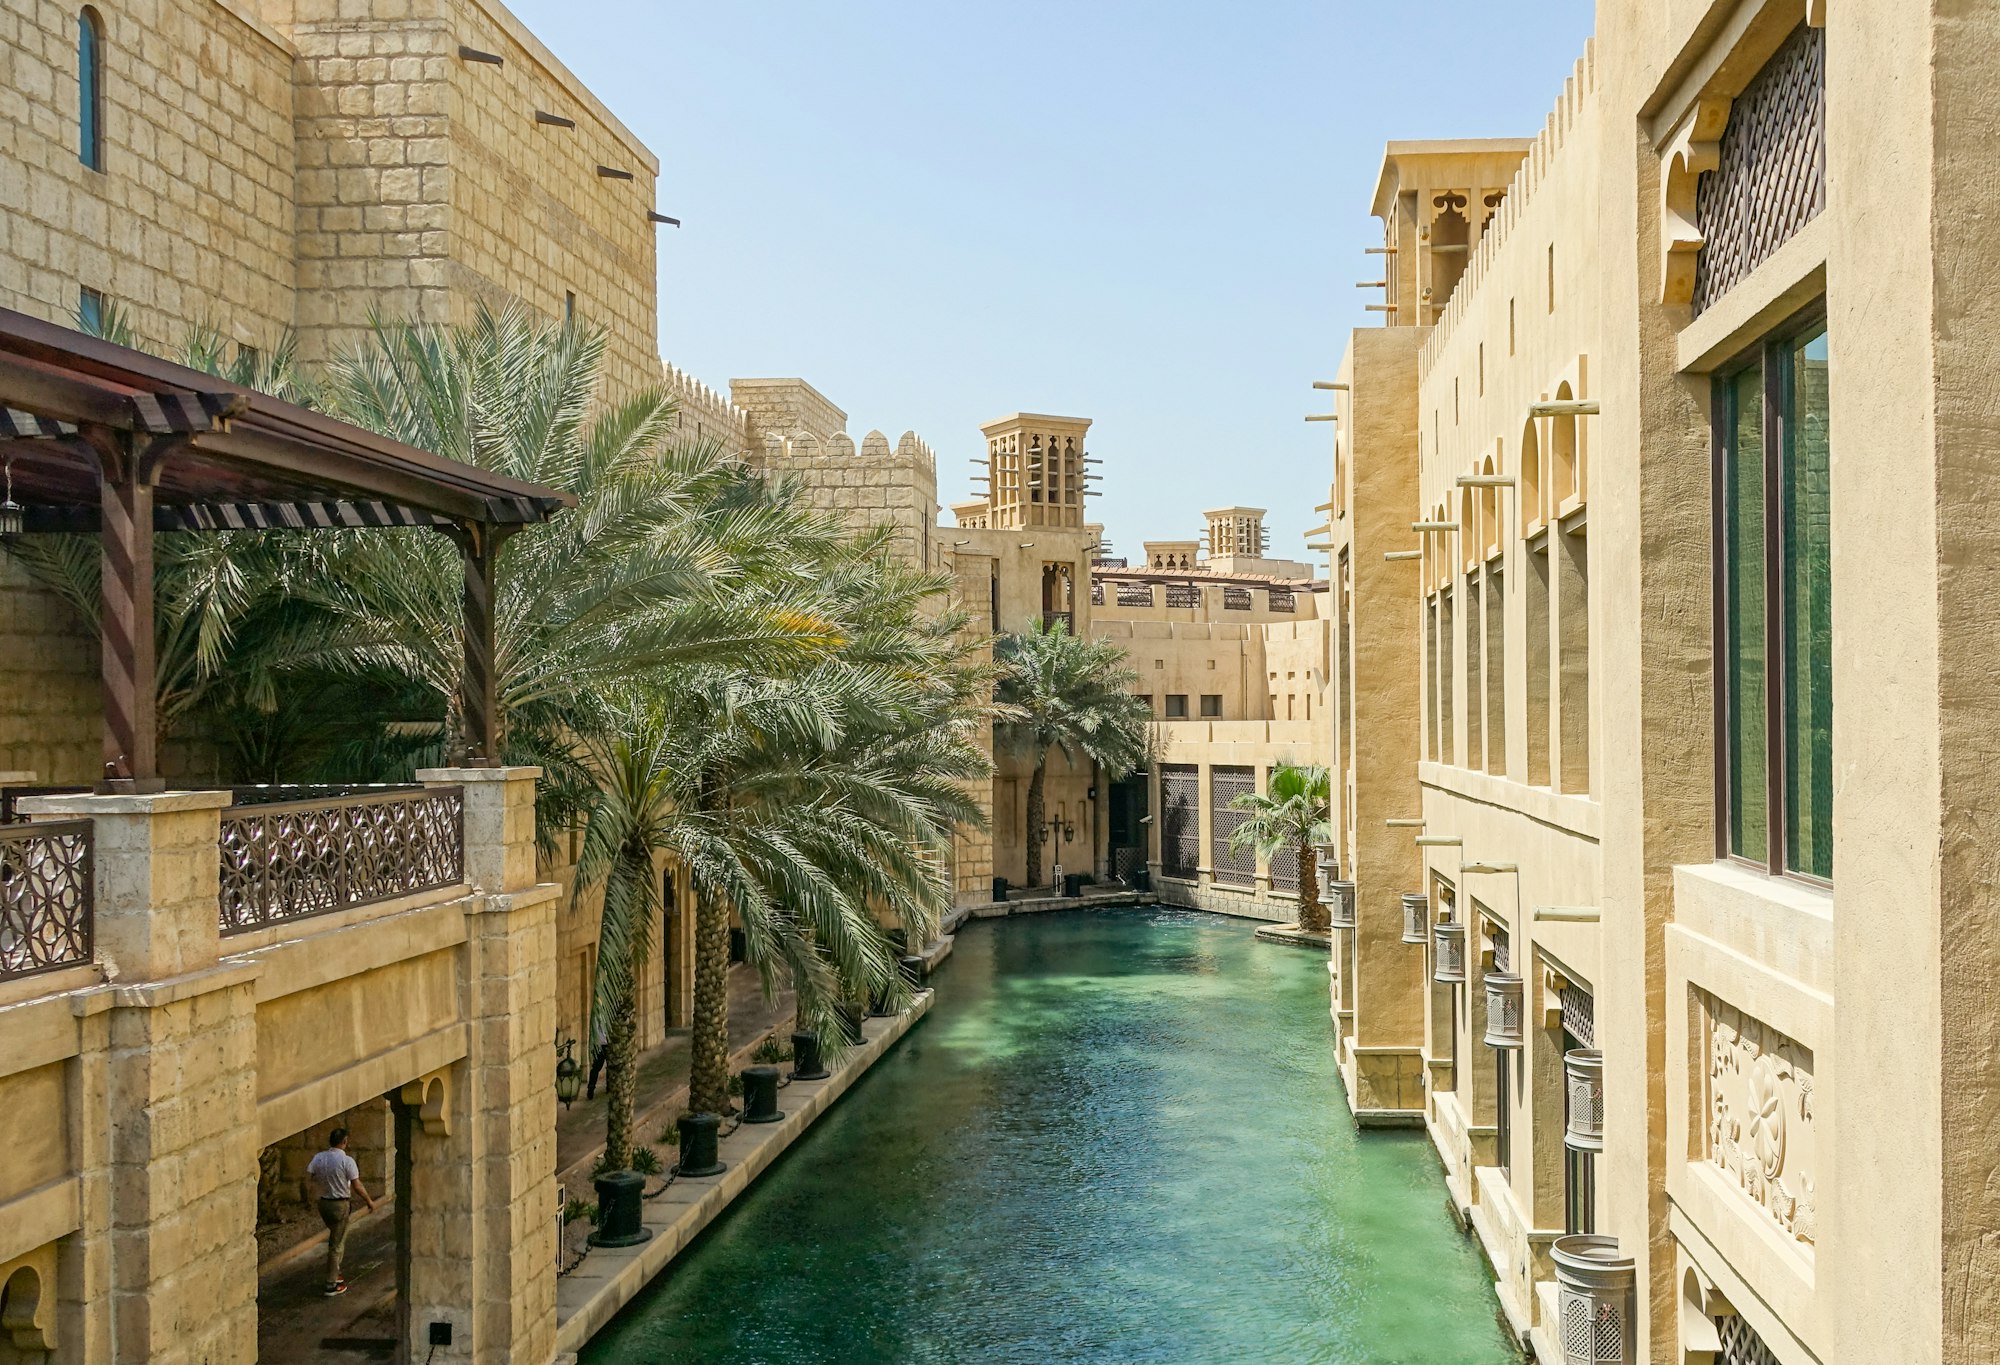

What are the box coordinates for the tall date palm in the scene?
[994,620,1151,890]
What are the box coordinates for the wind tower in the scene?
[975,413,1094,529]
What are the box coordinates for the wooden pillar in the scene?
[450,522,514,766]
[91,430,163,792]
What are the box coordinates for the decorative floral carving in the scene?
[1703,995,1816,1246]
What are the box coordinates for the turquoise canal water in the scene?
[582,908,1518,1365]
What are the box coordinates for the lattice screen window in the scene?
[1489,923,1510,972]
[1561,982,1595,1046]
[1210,766,1257,887]
[1269,841,1300,894]
[1160,765,1200,880]
[1692,23,1826,314]
[1718,1315,1780,1365]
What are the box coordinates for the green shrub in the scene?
[752,1034,794,1064]
[630,1145,663,1176]
[564,1199,598,1226]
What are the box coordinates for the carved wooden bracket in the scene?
[400,1069,452,1138]
[1805,0,1825,28]
[1660,97,1731,306]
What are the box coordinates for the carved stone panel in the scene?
[1701,993,1816,1246]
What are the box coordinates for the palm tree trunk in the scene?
[1296,838,1328,933]
[603,985,639,1170]
[1025,756,1048,889]
[688,893,733,1115]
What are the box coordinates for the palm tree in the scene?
[1227,762,1333,932]
[994,619,1152,890]
[664,542,993,1117]
[299,303,848,840]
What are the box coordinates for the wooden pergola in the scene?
[0,307,574,790]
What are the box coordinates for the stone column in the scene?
[17,789,259,1365]
[413,767,558,1365]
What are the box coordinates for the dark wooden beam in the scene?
[446,522,520,767]
[91,431,174,792]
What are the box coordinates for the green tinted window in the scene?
[1723,365,1768,864]
[1783,328,1832,878]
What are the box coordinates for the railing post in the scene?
[412,765,557,1363]
[15,788,259,1363]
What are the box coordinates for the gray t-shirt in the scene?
[306,1148,360,1201]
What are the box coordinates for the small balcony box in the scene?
[1400,892,1428,945]
[1327,879,1357,929]
[1564,1048,1605,1153]
[1482,971,1525,1049]
[1432,920,1466,984]
[1313,842,1340,882]
[1552,1234,1636,1365]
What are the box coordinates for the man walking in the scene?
[306,1126,377,1296]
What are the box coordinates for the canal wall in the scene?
[552,992,934,1358]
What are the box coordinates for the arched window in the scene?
[1521,420,1542,533]
[1553,381,1579,509]
[78,8,105,171]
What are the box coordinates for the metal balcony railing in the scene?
[219,785,464,934]
[0,819,93,980]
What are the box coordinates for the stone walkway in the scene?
[255,963,795,1364]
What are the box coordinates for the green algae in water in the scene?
[581,908,1519,1365]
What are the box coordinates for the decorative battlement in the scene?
[757,428,937,478]
[1422,40,1598,371]
[660,359,751,454]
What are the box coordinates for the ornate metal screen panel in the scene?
[219,787,464,934]
[1210,766,1256,887]
[1562,983,1596,1046]
[1222,586,1253,610]
[1490,923,1511,971]
[0,820,93,979]
[1160,765,1200,879]
[1089,580,1104,605]
[1165,583,1201,609]
[1692,24,1826,315]
[1116,582,1155,607]
[1269,843,1301,894]
[1718,1315,1779,1365]
[1267,588,1296,613]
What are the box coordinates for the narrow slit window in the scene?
[79,8,105,171]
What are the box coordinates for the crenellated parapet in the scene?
[659,359,752,457]
[1421,40,1599,370]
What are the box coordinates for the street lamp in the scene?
[554,1036,583,1109]
[0,458,22,537]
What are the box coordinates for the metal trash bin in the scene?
[993,876,1009,903]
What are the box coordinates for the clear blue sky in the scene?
[505,0,1596,564]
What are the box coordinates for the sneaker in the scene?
[323,1280,347,1297]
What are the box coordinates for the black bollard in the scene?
[789,1029,829,1081]
[834,1001,865,1045]
[742,1065,784,1124]
[676,1112,726,1177]
[898,954,926,988]
[588,1169,653,1247]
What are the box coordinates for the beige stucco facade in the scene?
[1327,2,2000,1362]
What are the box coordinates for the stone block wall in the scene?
[0,0,299,345]
[282,0,455,364]
[437,0,659,396]
[0,549,97,782]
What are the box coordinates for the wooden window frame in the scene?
[1710,301,1831,886]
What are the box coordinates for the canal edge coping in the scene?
[552,989,936,1357]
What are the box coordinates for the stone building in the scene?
[1323,2,2000,1362]
[947,433,1334,919]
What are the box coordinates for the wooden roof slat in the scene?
[0,308,574,527]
